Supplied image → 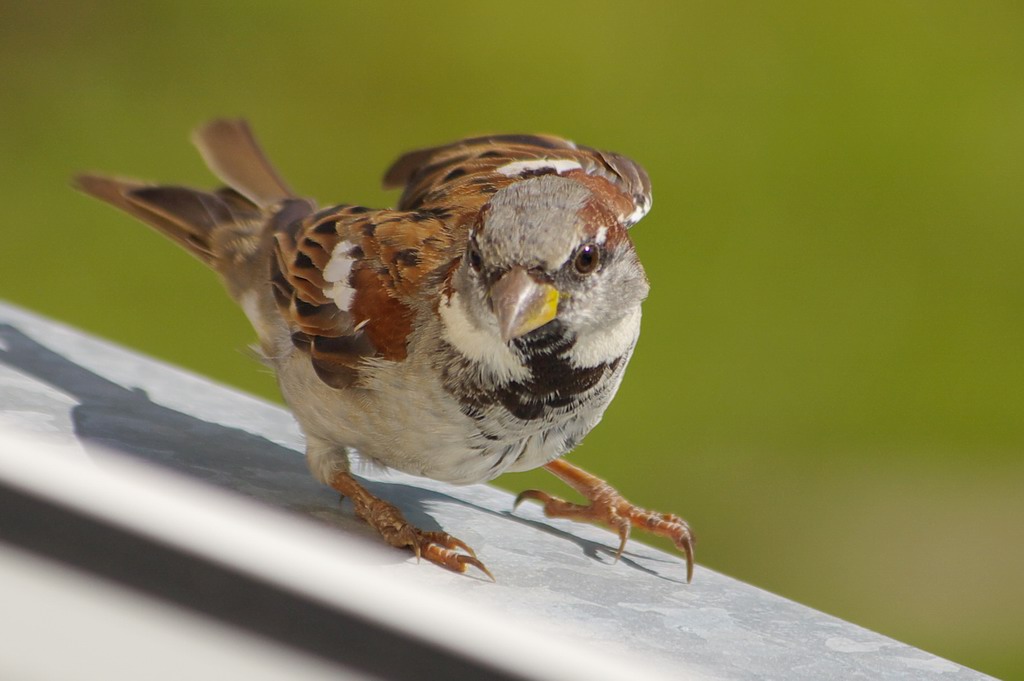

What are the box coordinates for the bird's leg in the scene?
[514,459,695,582]
[330,472,493,580]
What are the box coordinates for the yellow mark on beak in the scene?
[491,267,560,341]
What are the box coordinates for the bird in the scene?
[75,119,694,581]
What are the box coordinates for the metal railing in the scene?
[0,302,991,680]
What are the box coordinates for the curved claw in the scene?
[682,536,695,584]
[447,535,479,559]
[636,511,696,582]
[513,489,553,511]
[420,537,495,581]
[460,555,496,582]
[612,522,631,562]
[421,531,479,559]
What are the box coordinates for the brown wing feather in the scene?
[270,203,457,388]
[381,134,652,226]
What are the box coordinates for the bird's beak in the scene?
[490,266,559,341]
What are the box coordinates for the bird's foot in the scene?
[331,472,493,580]
[514,459,694,582]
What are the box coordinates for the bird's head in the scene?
[455,174,649,345]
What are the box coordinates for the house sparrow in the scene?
[76,120,694,581]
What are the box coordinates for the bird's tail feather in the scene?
[191,118,294,208]
[74,119,298,280]
[73,174,262,268]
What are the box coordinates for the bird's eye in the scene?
[573,243,600,274]
[467,240,483,272]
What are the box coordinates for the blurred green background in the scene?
[2,2,1021,677]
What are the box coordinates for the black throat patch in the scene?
[442,323,620,422]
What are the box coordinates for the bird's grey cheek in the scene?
[598,267,646,315]
[475,282,502,329]
[453,269,488,325]
[616,256,649,303]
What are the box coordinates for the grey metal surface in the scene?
[0,543,356,681]
[0,301,991,680]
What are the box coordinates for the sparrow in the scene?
[76,120,694,581]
